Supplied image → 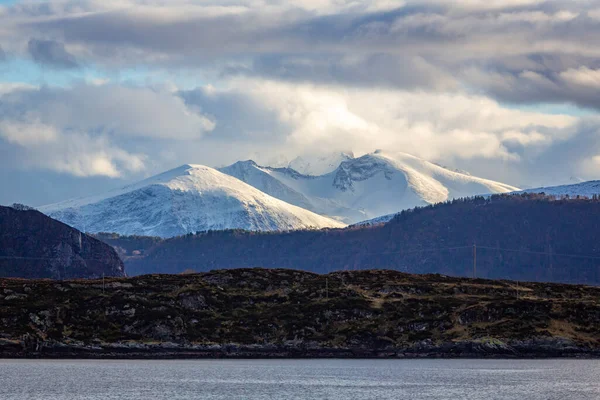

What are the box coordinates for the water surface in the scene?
[0,359,598,399]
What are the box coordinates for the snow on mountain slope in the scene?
[40,164,345,237]
[220,150,520,224]
[518,181,600,197]
[288,152,354,176]
[350,213,398,227]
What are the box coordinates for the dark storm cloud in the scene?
[8,0,597,100]
[223,53,457,90]
[27,38,79,69]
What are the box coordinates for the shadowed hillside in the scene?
[0,205,125,279]
[102,194,600,284]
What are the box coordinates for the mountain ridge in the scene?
[220,151,520,224]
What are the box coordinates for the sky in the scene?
[2,0,600,206]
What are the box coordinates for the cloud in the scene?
[560,67,600,89]
[0,0,594,112]
[0,1,595,93]
[27,38,79,68]
[0,45,5,61]
[0,82,214,178]
[0,74,596,202]
[178,78,580,172]
[0,83,215,139]
[1,0,600,204]
[464,65,600,111]
[227,53,458,90]
[0,119,145,177]
[0,119,59,145]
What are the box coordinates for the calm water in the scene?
[0,359,599,399]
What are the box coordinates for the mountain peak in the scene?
[230,160,258,168]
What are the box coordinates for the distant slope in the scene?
[353,179,600,229]
[220,151,519,224]
[119,194,600,285]
[0,205,124,279]
[519,181,600,198]
[40,164,345,238]
[350,213,397,227]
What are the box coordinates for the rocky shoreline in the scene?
[2,338,600,359]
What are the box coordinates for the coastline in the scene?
[2,339,599,360]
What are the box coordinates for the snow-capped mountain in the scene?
[518,180,600,197]
[40,164,345,237]
[220,150,520,224]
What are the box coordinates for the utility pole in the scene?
[473,243,477,279]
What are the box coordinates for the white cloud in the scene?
[0,118,145,177]
[205,78,577,165]
[0,119,59,145]
[0,83,215,139]
[560,67,600,89]
[43,134,146,177]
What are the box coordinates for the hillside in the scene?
[354,179,600,227]
[40,164,345,238]
[220,151,519,224]
[114,194,600,285]
[0,205,125,279]
[1,269,598,358]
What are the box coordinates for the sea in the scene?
[0,359,598,399]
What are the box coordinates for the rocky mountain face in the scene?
[0,205,125,279]
[1,268,598,358]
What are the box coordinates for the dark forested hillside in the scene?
[113,194,600,284]
[0,206,125,279]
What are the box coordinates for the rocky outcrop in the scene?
[0,205,125,279]
[1,269,598,358]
